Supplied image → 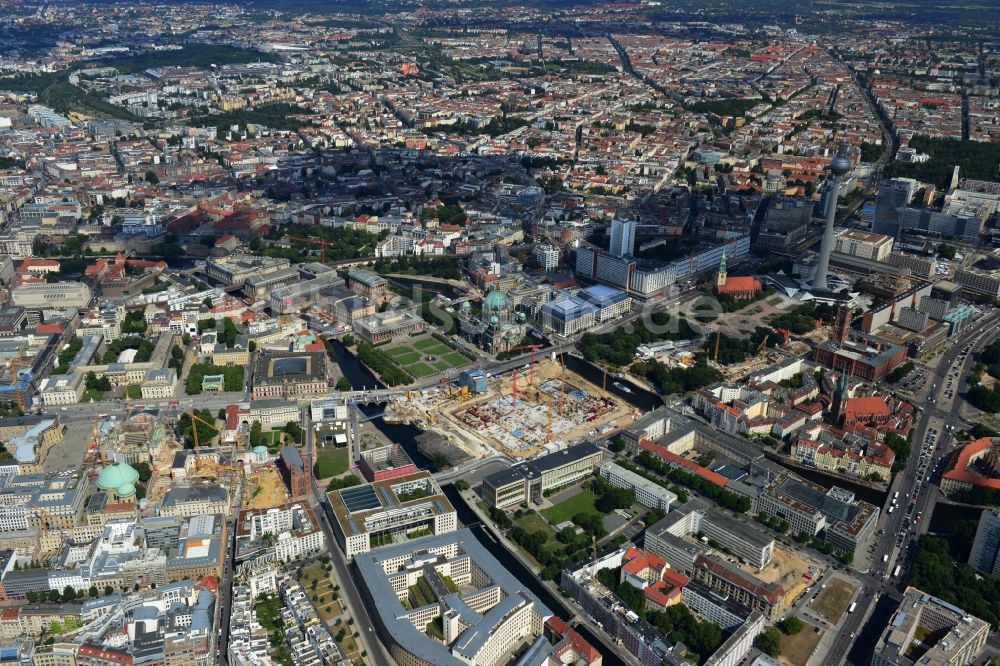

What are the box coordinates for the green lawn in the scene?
[542,490,598,524]
[516,511,554,536]
[81,388,107,402]
[314,446,350,478]
[376,340,470,381]
[394,351,423,365]
[442,351,468,366]
[408,362,436,378]
[414,338,443,352]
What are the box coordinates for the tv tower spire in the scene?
[812,143,852,292]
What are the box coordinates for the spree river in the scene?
[332,339,653,666]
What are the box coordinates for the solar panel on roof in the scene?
[340,486,382,513]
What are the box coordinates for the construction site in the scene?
[84,406,294,514]
[387,357,639,460]
[754,545,822,609]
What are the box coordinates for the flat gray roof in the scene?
[354,529,553,666]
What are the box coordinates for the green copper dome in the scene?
[97,462,139,492]
[483,290,508,312]
[116,482,137,498]
[253,445,269,454]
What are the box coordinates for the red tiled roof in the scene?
[640,439,729,487]
[943,438,1000,490]
[843,396,890,421]
[717,275,761,295]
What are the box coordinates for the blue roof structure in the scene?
[539,295,598,323]
[578,284,629,307]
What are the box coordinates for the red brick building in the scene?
[280,447,312,497]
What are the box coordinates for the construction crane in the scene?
[504,345,542,386]
[286,236,335,263]
[183,410,219,448]
[92,420,106,465]
[713,331,721,365]
[557,353,567,417]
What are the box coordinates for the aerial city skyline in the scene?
[0,1,998,666]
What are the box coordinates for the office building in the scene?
[644,508,774,572]
[598,462,677,512]
[753,472,878,557]
[327,471,457,559]
[539,294,598,336]
[812,328,908,382]
[754,195,812,253]
[956,267,1000,300]
[609,219,636,257]
[534,245,560,271]
[235,502,325,564]
[832,229,894,262]
[482,442,602,509]
[577,285,632,323]
[690,554,785,620]
[873,179,919,237]
[871,587,988,666]
[899,208,981,241]
[159,483,229,517]
[354,529,554,666]
[887,251,935,278]
[968,509,1000,576]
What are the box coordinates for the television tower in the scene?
[812,143,852,292]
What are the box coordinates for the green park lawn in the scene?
[314,446,350,479]
[380,339,472,379]
[542,489,598,524]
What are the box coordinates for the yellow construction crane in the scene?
[713,331,721,365]
[183,411,218,448]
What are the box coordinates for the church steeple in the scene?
[832,369,851,421]
[716,250,728,289]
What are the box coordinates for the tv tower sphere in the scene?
[830,144,851,177]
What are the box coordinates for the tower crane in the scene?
[285,236,335,263]
[183,411,219,448]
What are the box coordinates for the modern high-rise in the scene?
[609,218,635,257]
[873,179,918,237]
[968,508,1000,575]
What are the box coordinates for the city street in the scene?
[830,309,1000,666]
